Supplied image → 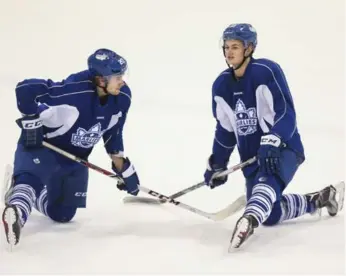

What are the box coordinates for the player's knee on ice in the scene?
[47,204,77,223]
[12,163,85,224]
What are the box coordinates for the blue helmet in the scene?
[222,23,257,49]
[88,48,127,78]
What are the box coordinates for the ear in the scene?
[95,76,106,87]
[245,44,254,56]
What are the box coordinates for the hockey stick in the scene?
[42,141,247,221]
[123,181,206,204]
[123,157,257,204]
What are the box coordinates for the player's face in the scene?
[106,74,125,95]
[223,40,245,67]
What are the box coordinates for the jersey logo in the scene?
[71,123,105,148]
[235,99,257,136]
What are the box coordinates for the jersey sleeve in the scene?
[265,63,297,142]
[103,86,132,156]
[15,70,93,115]
[211,77,237,165]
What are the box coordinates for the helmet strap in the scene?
[229,47,253,71]
[223,41,252,71]
[101,78,110,94]
[94,76,110,95]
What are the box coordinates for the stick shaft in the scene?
[42,141,243,221]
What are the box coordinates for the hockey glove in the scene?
[257,133,283,175]
[112,157,140,196]
[16,114,43,148]
[204,155,228,189]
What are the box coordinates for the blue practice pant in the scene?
[12,144,89,222]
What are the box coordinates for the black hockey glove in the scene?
[16,114,43,148]
[257,134,284,175]
[204,155,228,189]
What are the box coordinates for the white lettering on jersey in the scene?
[40,104,123,149]
[70,111,123,149]
[71,123,105,148]
[235,99,257,136]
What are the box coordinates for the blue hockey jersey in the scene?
[211,57,305,177]
[15,70,131,165]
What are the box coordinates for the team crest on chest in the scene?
[71,123,106,148]
[235,99,257,136]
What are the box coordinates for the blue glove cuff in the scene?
[112,157,136,178]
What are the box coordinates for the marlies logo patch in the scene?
[95,53,109,61]
[235,99,257,136]
[71,123,106,148]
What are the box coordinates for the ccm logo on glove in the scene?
[260,134,281,147]
[22,119,42,129]
[75,192,87,197]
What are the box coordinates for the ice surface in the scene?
[0,0,344,274]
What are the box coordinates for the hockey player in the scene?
[203,23,344,250]
[2,48,140,247]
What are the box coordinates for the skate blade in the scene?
[228,217,251,252]
[2,164,13,204]
[334,181,345,212]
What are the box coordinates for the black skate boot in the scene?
[228,215,258,251]
[305,183,345,217]
[2,204,23,248]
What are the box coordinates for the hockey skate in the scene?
[305,182,345,217]
[228,215,258,251]
[2,204,23,248]
[2,164,23,248]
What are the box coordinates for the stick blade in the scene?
[123,196,164,204]
[212,195,247,221]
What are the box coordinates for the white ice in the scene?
[0,0,345,274]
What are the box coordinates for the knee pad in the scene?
[263,201,282,226]
[14,173,44,197]
[47,204,77,223]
